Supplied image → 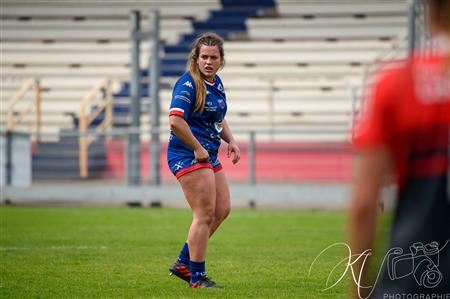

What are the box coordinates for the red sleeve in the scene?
[353,68,397,149]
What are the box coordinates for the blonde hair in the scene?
[187,32,225,113]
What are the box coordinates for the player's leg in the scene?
[209,169,231,237]
[180,168,216,261]
[178,168,222,288]
[167,155,202,282]
[169,166,215,283]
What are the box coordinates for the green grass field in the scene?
[0,206,353,298]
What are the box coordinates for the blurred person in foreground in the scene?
[166,32,240,288]
[349,0,450,298]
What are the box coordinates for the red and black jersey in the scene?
[354,50,450,295]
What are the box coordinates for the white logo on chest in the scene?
[183,81,193,89]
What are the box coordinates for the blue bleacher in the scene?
[115,82,150,97]
[161,0,276,77]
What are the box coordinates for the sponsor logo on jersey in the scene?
[414,64,450,104]
[175,95,191,104]
[181,90,191,96]
[205,101,217,112]
[183,81,193,89]
[218,99,225,109]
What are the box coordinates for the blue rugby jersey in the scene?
[168,71,227,156]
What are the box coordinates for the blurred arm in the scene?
[348,147,391,298]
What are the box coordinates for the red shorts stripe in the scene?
[175,163,212,179]
[213,164,223,173]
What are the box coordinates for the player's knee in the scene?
[216,205,230,222]
[203,214,215,227]
[198,206,215,226]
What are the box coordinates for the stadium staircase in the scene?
[32,130,107,180]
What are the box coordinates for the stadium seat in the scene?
[2,0,407,144]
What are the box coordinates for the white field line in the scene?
[0,246,108,251]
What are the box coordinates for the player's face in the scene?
[197,45,223,81]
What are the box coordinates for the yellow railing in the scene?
[7,78,41,141]
[79,79,114,178]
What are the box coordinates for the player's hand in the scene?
[227,141,240,164]
[194,147,209,162]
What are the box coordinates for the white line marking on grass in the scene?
[0,246,108,251]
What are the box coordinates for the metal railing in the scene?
[79,79,114,178]
[1,127,355,207]
[18,127,352,183]
[2,129,354,207]
[7,78,41,141]
[408,0,431,52]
